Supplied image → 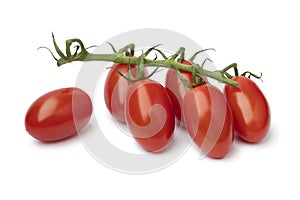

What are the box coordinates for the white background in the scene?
[1,0,299,199]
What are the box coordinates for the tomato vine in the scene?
[41,33,246,87]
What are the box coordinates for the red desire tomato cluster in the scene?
[25,62,270,159]
[27,35,271,161]
[104,62,271,158]
[25,60,270,158]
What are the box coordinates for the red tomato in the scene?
[104,63,137,123]
[125,79,175,152]
[165,60,194,127]
[183,84,234,158]
[224,76,271,143]
[25,88,92,142]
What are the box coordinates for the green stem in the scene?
[62,53,238,87]
[51,35,238,87]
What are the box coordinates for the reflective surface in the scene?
[25,88,92,142]
[225,76,271,143]
[183,85,234,158]
[125,79,175,152]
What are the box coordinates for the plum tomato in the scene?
[104,63,137,123]
[224,76,271,143]
[165,60,194,127]
[183,84,234,158]
[125,79,175,152]
[25,87,92,142]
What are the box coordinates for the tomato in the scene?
[25,88,92,142]
[165,60,194,127]
[125,79,175,152]
[104,63,137,123]
[224,76,271,143]
[183,84,234,158]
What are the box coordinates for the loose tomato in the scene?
[183,84,234,158]
[104,63,137,123]
[224,76,271,143]
[165,60,194,127]
[125,79,175,152]
[25,88,92,142]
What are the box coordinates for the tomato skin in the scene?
[125,79,175,152]
[165,60,194,127]
[183,84,234,158]
[224,76,271,143]
[25,88,92,142]
[104,63,136,123]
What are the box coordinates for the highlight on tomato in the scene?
[125,79,175,152]
[25,87,93,142]
[224,76,271,143]
[183,84,234,158]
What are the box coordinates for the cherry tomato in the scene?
[224,76,271,143]
[165,60,194,127]
[183,84,234,158]
[25,88,92,142]
[125,79,175,152]
[104,63,137,123]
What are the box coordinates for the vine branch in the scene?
[43,34,239,87]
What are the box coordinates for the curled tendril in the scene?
[144,44,162,57]
[196,58,213,83]
[220,63,262,82]
[86,45,98,50]
[241,71,263,81]
[52,33,66,59]
[153,48,168,59]
[107,42,117,53]
[46,33,94,66]
[118,43,135,56]
[222,63,238,76]
[189,48,216,61]
[70,45,80,58]
[170,47,185,60]
[37,46,58,61]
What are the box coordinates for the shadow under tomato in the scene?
[161,125,193,153]
[213,125,277,160]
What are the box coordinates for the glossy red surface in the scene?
[183,84,234,158]
[125,79,175,152]
[25,88,92,142]
[224,76,270,143]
